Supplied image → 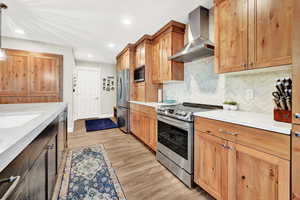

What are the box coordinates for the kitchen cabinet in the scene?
[292,1,300,199]
[292,125,300,200]
[47,136,57,200]
[0,50,30,96]
[30,54,61,97]
[116,45,134,72]
[214,0,248,73]
[0,49,63,104]
[0,111,67,200]
[130,36,161,102]
[228,142,290,200]
[194,131,228,199]
[130,103,157,151]
[194,117,290,200]
[215,0,292,73]
[57,110,68,169]
[152,21,185,83]
[28,150,47,200]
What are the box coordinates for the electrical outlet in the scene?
[246,89,255,101]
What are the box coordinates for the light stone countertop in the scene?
[129,101,179,109]
[0,103,67,172]
[194,110,292,135]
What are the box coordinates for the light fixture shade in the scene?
[0,48,7,61]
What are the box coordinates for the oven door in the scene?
[157,115,193,173]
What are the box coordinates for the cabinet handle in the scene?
[199,130,211,134]
[294,132,300,137]
[295,113,300,119]
[219,144,233,150]
[47,144,55,150]
[0,176,20,200]
[219,128,239,136]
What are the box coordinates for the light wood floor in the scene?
[54,119,214,200]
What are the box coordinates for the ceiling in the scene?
[2,0,213,64]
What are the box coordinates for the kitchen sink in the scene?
[0,113,41,128]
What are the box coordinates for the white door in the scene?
[74,67,101,120]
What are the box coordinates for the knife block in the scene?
[274,109,292,123]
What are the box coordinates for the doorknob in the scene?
[295,113,300,119]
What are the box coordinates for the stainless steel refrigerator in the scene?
[117,69,130,133]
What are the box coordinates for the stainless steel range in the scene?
[156,103,222,188]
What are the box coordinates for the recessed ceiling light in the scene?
[122,18,132,25]
[15,29,25,34]
[87,54,93,58]
[108,43,115,48]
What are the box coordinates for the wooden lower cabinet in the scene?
[292,125,300,200]
[229,142,290,200]
[148,117,157,151]
[194,131,228,200]
[130,103,157,151]
[194,117,290,200]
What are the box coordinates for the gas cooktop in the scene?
[157,102,222,122]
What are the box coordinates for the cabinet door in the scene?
[47,136,57,200]
[249,0,292,69]
[139,113,149,144]
[148,116,157,151]
[57,111,67,169]
[28,150,47,200]
[123,50,130,69]
[152,41,161,83]
[292,125,300,200]
[7,179,28,200]
[30,55,60,97]
[230,143,290,200]
[159,33,172,81]
[130,110,139,136]
[215,0,248,73]
[0,50,30,96]
[136,83,145,102]
[194,131,228,200]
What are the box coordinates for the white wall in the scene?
[3,36,76,132]
[75,60,116,118]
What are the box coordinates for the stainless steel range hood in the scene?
[169,6,214,63]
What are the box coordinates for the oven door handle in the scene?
[158,115,191,131]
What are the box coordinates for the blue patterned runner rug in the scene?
[58,145,127,200]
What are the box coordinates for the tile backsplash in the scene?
[163,57,292,114]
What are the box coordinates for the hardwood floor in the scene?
[54,119,214,200]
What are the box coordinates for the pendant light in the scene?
[0,3,7,61]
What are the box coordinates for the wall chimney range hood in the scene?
[169,6,214,63]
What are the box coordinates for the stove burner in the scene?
[157,102,222,122]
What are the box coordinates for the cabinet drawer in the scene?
[195,117,290,160]
[130,103,156,116]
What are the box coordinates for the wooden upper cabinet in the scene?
[215,0,292,73]
[135,42,146,68]
[116,45,134,72]
[215,0,248,73]
[0,49,63,104]
[152,21,185,83]
[0,50,30,96]
[152,40,161,83]
[250,0,292,69]
[30,55,61,97]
